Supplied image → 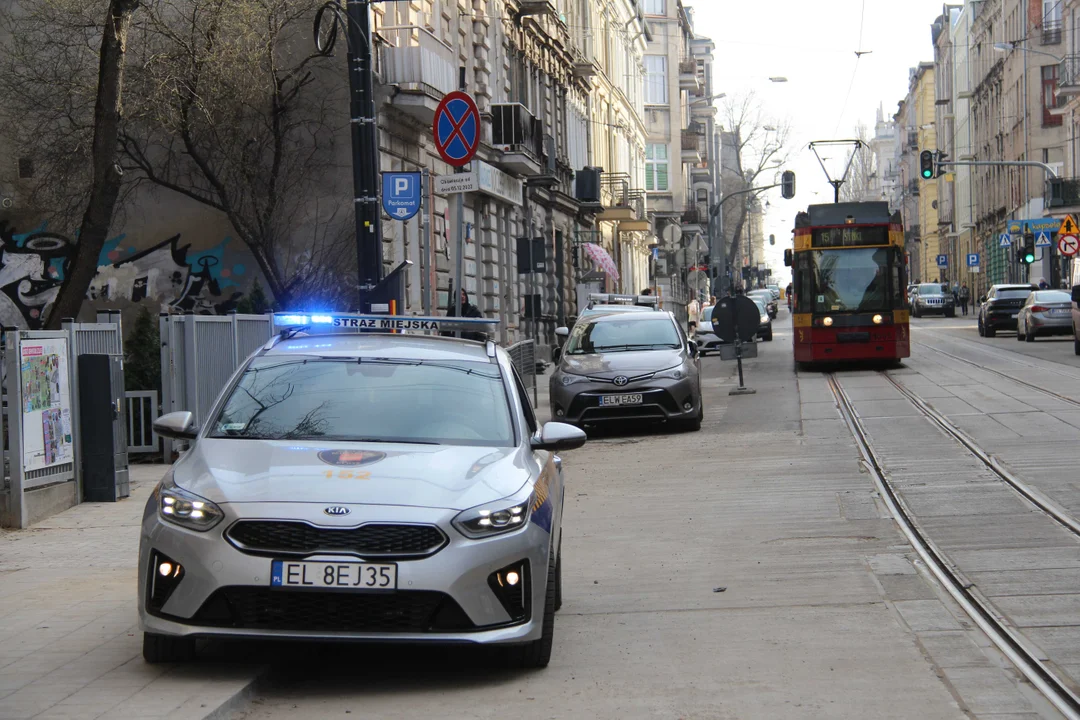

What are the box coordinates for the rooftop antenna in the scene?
[808,139,864,203]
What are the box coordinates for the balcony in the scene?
[679,60,703,95]
[1045,177,1080,212]
[1058,56,1080,98]
[492,103,544,176]
[1043,19,1063,45]
[681,131,702,164]
[379,26,457,124]
[680,206,706,236]
[907,130,918,149]
[598,173,648,232]
[690,162,711,181]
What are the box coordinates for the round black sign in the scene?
[710,295,761,343]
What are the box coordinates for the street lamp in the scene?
[993,41,1062,62]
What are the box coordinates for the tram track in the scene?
[828,371,1080,719]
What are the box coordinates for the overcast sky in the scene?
[690,0,950,282]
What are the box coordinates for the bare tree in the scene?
[0,0,356,318]
[839,124,878,202]
[718,93,791,266]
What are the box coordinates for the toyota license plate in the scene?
[271,560,397,590]
[600,394,643,406]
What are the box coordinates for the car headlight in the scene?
[157,474,224,532]
[654,365,687,380]
[761,315,769,323]
[560,372,590,386]
[453,485,535,538]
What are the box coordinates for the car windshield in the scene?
[751,298,767,315]
[810,248,891,313]
[1032,290,1071,303]
[996,288,1034,300]
[565,317,681,354]
[917,284,946,296]
[209,356,514,447]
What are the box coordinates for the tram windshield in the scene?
[809,247,893,314]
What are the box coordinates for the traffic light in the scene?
[934,151,949,178]
[1022,232,1036,264]
[781,170,796,199]
[919,150,934,179]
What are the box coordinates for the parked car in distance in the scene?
[978,284,1038,337]
[766,284,781,301]
[750,297,773,341]
[748,289,778,319]
[1071,285,1080,355]
[911,283,955,318]
[1017,290,1074,342]
[695,305,721,355]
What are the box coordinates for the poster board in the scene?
[20,337,73,472]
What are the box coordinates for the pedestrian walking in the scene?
[786,282,793,310]
[687,295,700,335]
[444,289,486,341]
[1038,277,1050,290]
[958,284,970,315]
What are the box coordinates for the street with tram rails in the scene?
[219,310,1080,720]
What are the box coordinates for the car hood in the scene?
[560,348,683,376]
[172,439,530,511]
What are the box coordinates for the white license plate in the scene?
[600,394,643,406]
[271,560,397,590]
[1051,308,1071,316]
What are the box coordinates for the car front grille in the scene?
[226,521,447,558]
[189,587,475,633]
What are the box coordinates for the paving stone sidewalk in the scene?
[0,465,262,720]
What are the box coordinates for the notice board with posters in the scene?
[20,337,73,471]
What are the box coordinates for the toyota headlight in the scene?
[560,372,590,386]
[157,475,224,532]
[454,486,535,538]
[654,365,687,380]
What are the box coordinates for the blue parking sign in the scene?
[382,172,421,221]
[966,253,979,267]
[936,254,948,268]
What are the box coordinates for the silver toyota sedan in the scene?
[140,317,585,668]
[548,311,702,431]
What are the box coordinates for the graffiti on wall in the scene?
[0,221,251,329]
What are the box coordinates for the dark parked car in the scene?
[978,284,1038,337]
[911,283,955,318]
[748,289,778,319]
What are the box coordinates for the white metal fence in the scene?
[126,391,159,453]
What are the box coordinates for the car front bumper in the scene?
[138,497,552,644]
[549,375,700,425]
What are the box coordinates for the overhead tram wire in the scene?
[832,0,866,136]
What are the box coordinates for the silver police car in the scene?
[549,311,702,431]
[140,314,586,668]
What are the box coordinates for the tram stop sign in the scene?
[711,295,760,343]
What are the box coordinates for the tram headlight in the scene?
[823,317,834,327]
[873,314,883,325]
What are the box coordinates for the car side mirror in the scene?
[555,326,569,338]
[978,295,986,304]
[551,346,562,363]
[531,422,587,452]
[1072,285,1080,304]
[688,340,699,357]
[153,411,198,440]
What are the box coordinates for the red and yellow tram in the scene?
[785,202,910,365]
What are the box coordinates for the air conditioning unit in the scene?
[576,166,602,203]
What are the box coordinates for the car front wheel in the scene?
[143,632,196,664]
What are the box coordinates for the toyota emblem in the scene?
[324,506,351,517]
[613,376,629,386]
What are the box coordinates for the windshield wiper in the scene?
[592,343,680,351]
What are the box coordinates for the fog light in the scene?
[555,408,564,417]
[823,317,834,327]
[683,402,693,410]
[873,314,883,325]
[488,560,530,622]
[147,551,184,613]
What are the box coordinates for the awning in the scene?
[582,243,619,280]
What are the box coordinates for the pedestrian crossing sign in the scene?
[1036,231,1053,248]
[999,233,1011,247]
[1060,215,1079,237]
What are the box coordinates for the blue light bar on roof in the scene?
[272,312,499,333]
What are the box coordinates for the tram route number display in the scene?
[20,338,73,472]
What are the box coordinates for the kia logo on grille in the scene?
[324,506,351,516]
[613,376,629,386]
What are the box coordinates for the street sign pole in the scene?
[420,169,431,316]
[453,70,467,335]
[345,0,382,301]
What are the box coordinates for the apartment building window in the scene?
[1043,64,1063,126]
[644,56,667,105]
[1044,0,1063,44]
[643,0,665,14]
[646,144,669,192]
